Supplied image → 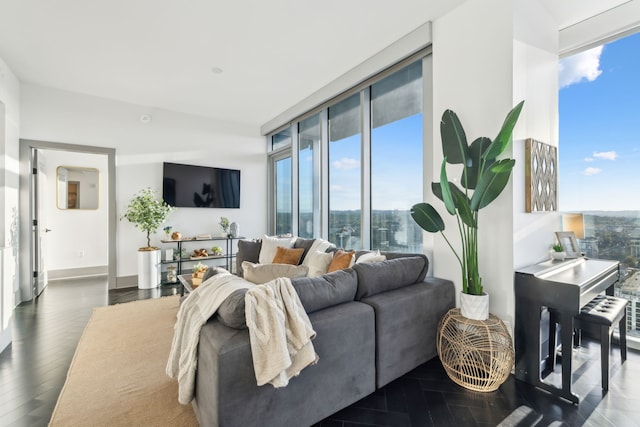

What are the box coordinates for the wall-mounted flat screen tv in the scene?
[162,162,240,208]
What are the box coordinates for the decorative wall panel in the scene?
[525,139,557,212]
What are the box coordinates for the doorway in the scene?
[18,139,116,303]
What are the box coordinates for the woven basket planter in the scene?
[437,308,514,392]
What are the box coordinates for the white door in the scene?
[31,149,49,297]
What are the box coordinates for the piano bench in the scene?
[575,295,628,391]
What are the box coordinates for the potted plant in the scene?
[551,243,566,261]
[121,188,174,289]
[411,101,524,320]
[219,216,231,237]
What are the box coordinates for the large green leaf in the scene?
[440,109,468,165]
[483,100,524,160]
[452,190,476,228]
[411,203,445,233]
[432,181,470,211]
[462,137,492,189]
[470,159,516,210]
[439,158,456,215]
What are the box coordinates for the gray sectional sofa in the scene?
[192,241,455,427]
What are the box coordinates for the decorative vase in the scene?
[459,291,489,321]
[138,249,161,289]
[230,222,239,238]
[551,251,566,261]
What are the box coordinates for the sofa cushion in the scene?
[291,268,358,314]
[328,249,355,273]
[353,254,429,300]
[258,234,297,264]
[236,239,262,277]
[272,246,305,265]
[242,261,309,284]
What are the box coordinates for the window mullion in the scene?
[361,89,372,250]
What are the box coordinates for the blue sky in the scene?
[328,114,422,211]
[559,31,640,211]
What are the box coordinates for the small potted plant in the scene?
[219,216,231,237]
[163,226,173,240]
[211,246,223,256]
[551,243,566,261]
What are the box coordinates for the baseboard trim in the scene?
[48,266,108,280]
[115,275,138,289]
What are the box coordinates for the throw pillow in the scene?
[305,250,334,277]
[272,246,305,265]
[258,234,297,264]
[327,249,355,273]
[301,238,335,267]
[242,261,309,284]
[356,249,387,264]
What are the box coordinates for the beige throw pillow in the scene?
[242,261,309,284]
[258,234,297,264]
[305,250,334,277]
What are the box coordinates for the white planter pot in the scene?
[138,249,161,289]
[551,251,566,261]
[460,291,489,321]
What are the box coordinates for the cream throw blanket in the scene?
[167,272,318,404]
[166,270,252,404]
[245,277,318,387]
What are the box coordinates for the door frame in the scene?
[18,139,117,302]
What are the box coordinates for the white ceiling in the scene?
[0,0,632,127]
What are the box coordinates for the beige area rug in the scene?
[49,295,198,427]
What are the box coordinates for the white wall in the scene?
[20,84,267,283]
[43,150,109,272]
[432,0,560,326]
[0,55,20,353]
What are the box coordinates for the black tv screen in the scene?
[162,162,240,208]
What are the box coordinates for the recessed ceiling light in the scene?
[211,67,223,74]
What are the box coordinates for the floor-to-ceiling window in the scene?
[298,114,321,239]
[370,61,423,253]
[559,31,640,344]
[329,94,362,250]
[267,53,428,252]
[270,129,292,235]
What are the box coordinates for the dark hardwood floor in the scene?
[1,277,639,426]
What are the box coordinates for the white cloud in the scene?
[559,46,603,89]
[593,150,618,160]
[332,157,360,170]
[330,184,344,192]
[584,157,594,162]
[583,167,602,176]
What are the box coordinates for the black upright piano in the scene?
[514,257,619,403]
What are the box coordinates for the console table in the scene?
[160,236,244,285]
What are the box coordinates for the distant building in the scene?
[579,237,599,258]
[619,270,640,336]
